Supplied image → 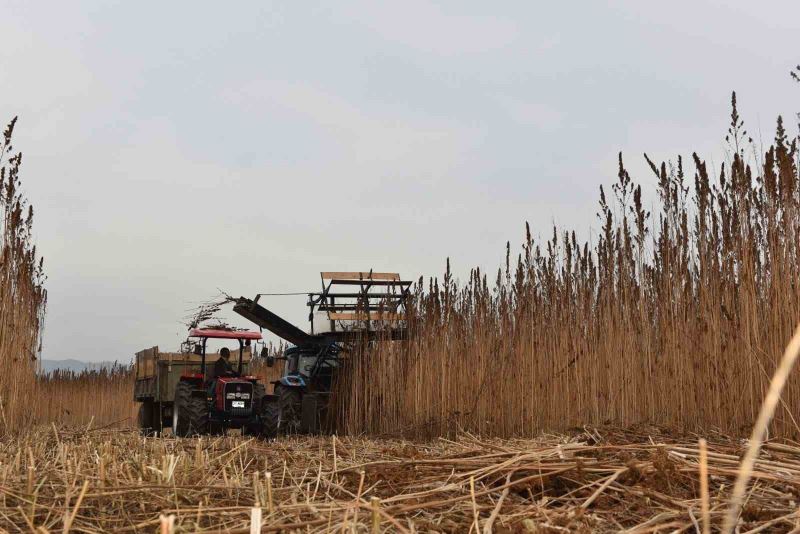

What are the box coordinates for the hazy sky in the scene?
[3,1,798,362]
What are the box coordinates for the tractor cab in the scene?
[188,327,260,380]
[285,347,317,377]
[275,344,339,388]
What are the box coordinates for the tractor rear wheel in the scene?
[173,382,208,437]
[261,398,280,439]
[277,385,302,434]
[137,400,155,435]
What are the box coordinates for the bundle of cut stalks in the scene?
[1,426,800,532]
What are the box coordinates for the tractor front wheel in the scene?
[173,382,208,437]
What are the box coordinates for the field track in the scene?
[1,426,799,532]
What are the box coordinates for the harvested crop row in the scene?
[0,426,798,532]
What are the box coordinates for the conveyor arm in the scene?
[233,297,316,347]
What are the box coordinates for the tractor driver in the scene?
[208,347,239,398]
[214,347,236,378]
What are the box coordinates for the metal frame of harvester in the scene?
[233,271,411,437]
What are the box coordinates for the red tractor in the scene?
[173,328,268,436]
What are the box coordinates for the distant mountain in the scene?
[39,359,129,374]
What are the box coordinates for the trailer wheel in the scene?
[173,382,208,437]
[277,385,302,434]
[137,400,155,435]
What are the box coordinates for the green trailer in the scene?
[133,345,254,433]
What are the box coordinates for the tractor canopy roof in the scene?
[188,328,262,340]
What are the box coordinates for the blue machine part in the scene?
[279,375,306,387]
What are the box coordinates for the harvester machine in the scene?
[233,271,410,437]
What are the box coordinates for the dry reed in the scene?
[0,117,47,435]
[337,95,800,440]
[33,366,136,428]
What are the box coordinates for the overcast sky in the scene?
[2,1,798,362]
